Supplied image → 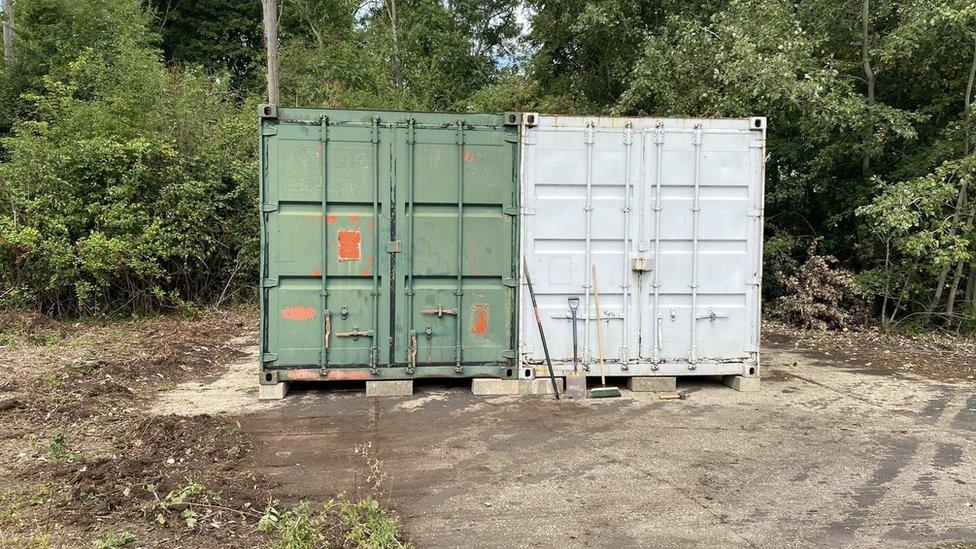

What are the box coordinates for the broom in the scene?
[589,265,620,398]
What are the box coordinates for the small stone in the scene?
[166,457,175,465]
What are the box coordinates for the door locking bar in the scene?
[336,327,375,339]
[695,309,729,322]
[421,307,457,317]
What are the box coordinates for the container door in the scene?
[520,121,638,367]
[639,122,759,363]
[395,120,518,371]
[263,119,391,369]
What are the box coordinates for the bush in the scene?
[775,239,868,330]
[0,22,257,316]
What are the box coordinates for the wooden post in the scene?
[261,0,279,106]
[2,0,14,67]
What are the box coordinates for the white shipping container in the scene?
[518,115,766,378]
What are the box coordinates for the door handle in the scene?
[336,327,374,340]
[421,307,457,317]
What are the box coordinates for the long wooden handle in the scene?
[592,264,606,386]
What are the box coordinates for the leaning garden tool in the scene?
[568,296,580,373]
[523,260,560,400]
[590,265,620,398]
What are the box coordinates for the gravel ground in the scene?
[156,331,976,548]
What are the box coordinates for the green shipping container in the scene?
[259,107,521,384]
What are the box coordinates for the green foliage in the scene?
[262,501,327,549]
[0,0,975,327]
[339,498,406,549]
[48,428,81,461]
[273,0,525,111]
[856,157,976,322]
[146,0,264,93]
[261,498,409,549]
[151,477,221,529]
[0,0,257,316]
[92,530,136,549]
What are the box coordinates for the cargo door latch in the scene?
[336,327,374,340]
[695,309,728,322]
[421,307,457,317]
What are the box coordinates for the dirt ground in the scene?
[1,310,974,547]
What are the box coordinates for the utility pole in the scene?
[261,0,279,106]
[2,0,14,67]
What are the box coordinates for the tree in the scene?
[262,0,279,105]
[2,0,13,66]
[147,0,264,94]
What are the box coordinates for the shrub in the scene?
[775,239,868,330]
[0,36,256,316]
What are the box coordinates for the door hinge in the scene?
[501,349,517,359]
[747,208,763,218]
[502,277,518,287]
[261,125,278,137]
[262,278,279,288]
[261,353,278,362]
[504,207,519,216]
[261,203,279,213]
[319,116,329,141]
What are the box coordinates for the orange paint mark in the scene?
[282,306,316,321]
[315,143,323,157]
[367,256,374,265]
[348,214,361,222]
[463,150,478,163]
[473,270,481,276]
[362,268,370,276]
[326,215,337,224]
[469,304,489,335]
[337,229,362,262]
[311,268,321,276]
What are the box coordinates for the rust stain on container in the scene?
[326,215,337,224]
[283,368,370,381]
[311,268,321,276]
[282,306,316,321]
[337,229,362,262]
[463,150,478,163]
[362,268,370,276]
[348,214,361,222]
[469,304,489,335]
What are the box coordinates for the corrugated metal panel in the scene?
[519,115,765,377]
[260,108,521,381]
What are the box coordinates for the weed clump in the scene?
[258,443,409,548]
